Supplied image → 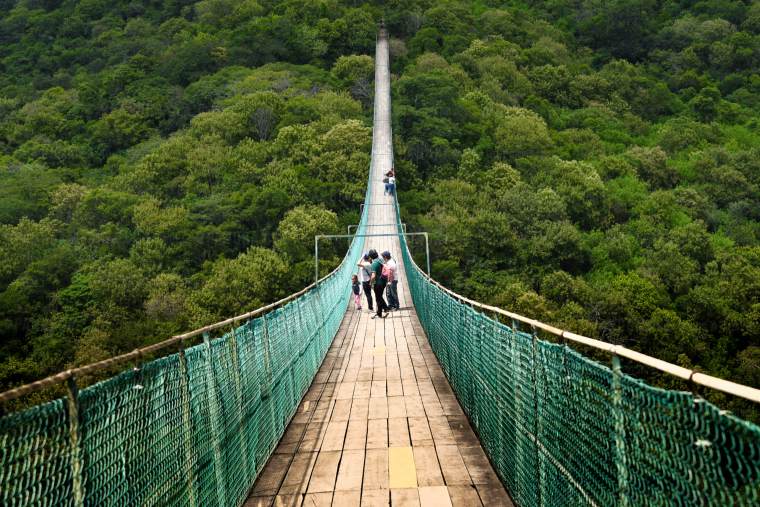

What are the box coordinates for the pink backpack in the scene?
[382,264,394,282]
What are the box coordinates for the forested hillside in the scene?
[388,1,760,420]
[1,1,759,420]
[0,0,380,403]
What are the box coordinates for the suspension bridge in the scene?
[1,29,759,507]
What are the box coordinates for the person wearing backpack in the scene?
[357,253,374,312]
[368,249,389,319]
[382,251,399,310]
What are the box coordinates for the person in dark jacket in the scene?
[368,249,389,319]
[357,253,374,312]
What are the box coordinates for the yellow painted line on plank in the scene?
[388,446,417,489]
[302,401,310,412]
[373,346,386,356]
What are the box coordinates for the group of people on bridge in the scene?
[352,249,399,319]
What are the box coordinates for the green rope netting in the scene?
[0,188,370,507]
[395,206,760,506]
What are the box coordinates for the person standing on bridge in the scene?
[382,251,399,311]
[368,249,389,319]
[387,174,396,196]
[357,253,374,312]
[351,274,362,310]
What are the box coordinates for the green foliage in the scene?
[390,0,760,422]
[0,2,378,393]
[1,0,759,423]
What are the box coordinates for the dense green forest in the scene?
[1,0,759,419]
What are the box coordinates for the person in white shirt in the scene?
[357,253,374,312]
[382,251,399,310]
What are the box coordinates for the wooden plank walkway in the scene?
[244,30,513,507]
[244,300,513,507]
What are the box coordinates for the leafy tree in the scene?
[191,247,289,323]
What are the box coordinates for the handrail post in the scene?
[314,235,320,285]
[530,325,542,507]
[261,313,278,454]
[203,331,228,506]
[423,232,430,275]
[611,354,629,507]
[177,341,197,507]
[229,323,252,483]
[65,376,85,507]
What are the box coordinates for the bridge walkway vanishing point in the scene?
[244,32,513,507]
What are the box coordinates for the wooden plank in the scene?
[306,451,341,493]
[420,396,444,417]
[243,495,303,507]
[279,452,319,495]
[336,383,356,400]
[391,488,421,507]
[370,379,386,398]
[368,397,389,420]
[403,396,425,417]
[251,453,291,496]
[275,423,306,455]
[243,495,274,507]
[366,418,388,449]
[363,449,389,490]
[353,381,371,399]
[335,449,364,491]
[331,490,361,507]
[386,380,404,397]
[321,420,348,452]
[408,417,433,447]
[388,417,410,448]
[388,446,417,489]
[446,416,479,447]
[360,488,389,507]
[459,446,500,485]
[387,396,406,418]
[435,445,472,486]
[475,484,515,507]
[344,418,368,450]
[298,420,330,452]
[331,399,352,421]
[418,486,452,507]
[401,379,419,396]
[320,383,337,399]
[349,397,369,420]
[447,485,483,507]
[302,492,332,507]
[412,446,444,487]
[417,381,437,398]
[427,416,456,446]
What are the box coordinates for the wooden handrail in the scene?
[401,225,760,404]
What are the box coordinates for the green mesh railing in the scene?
[0,180,372,507]
[395,205,760,506]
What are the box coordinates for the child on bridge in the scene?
[351,274,362,310]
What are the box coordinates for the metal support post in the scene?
[314,232,431,285]
[228,323,251,483]
[314,236,319,285]
[177,342,197,507]
[203,331,227,506]
[65,376,85,507]
[612,354,629,507]
[347,223,407,235]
